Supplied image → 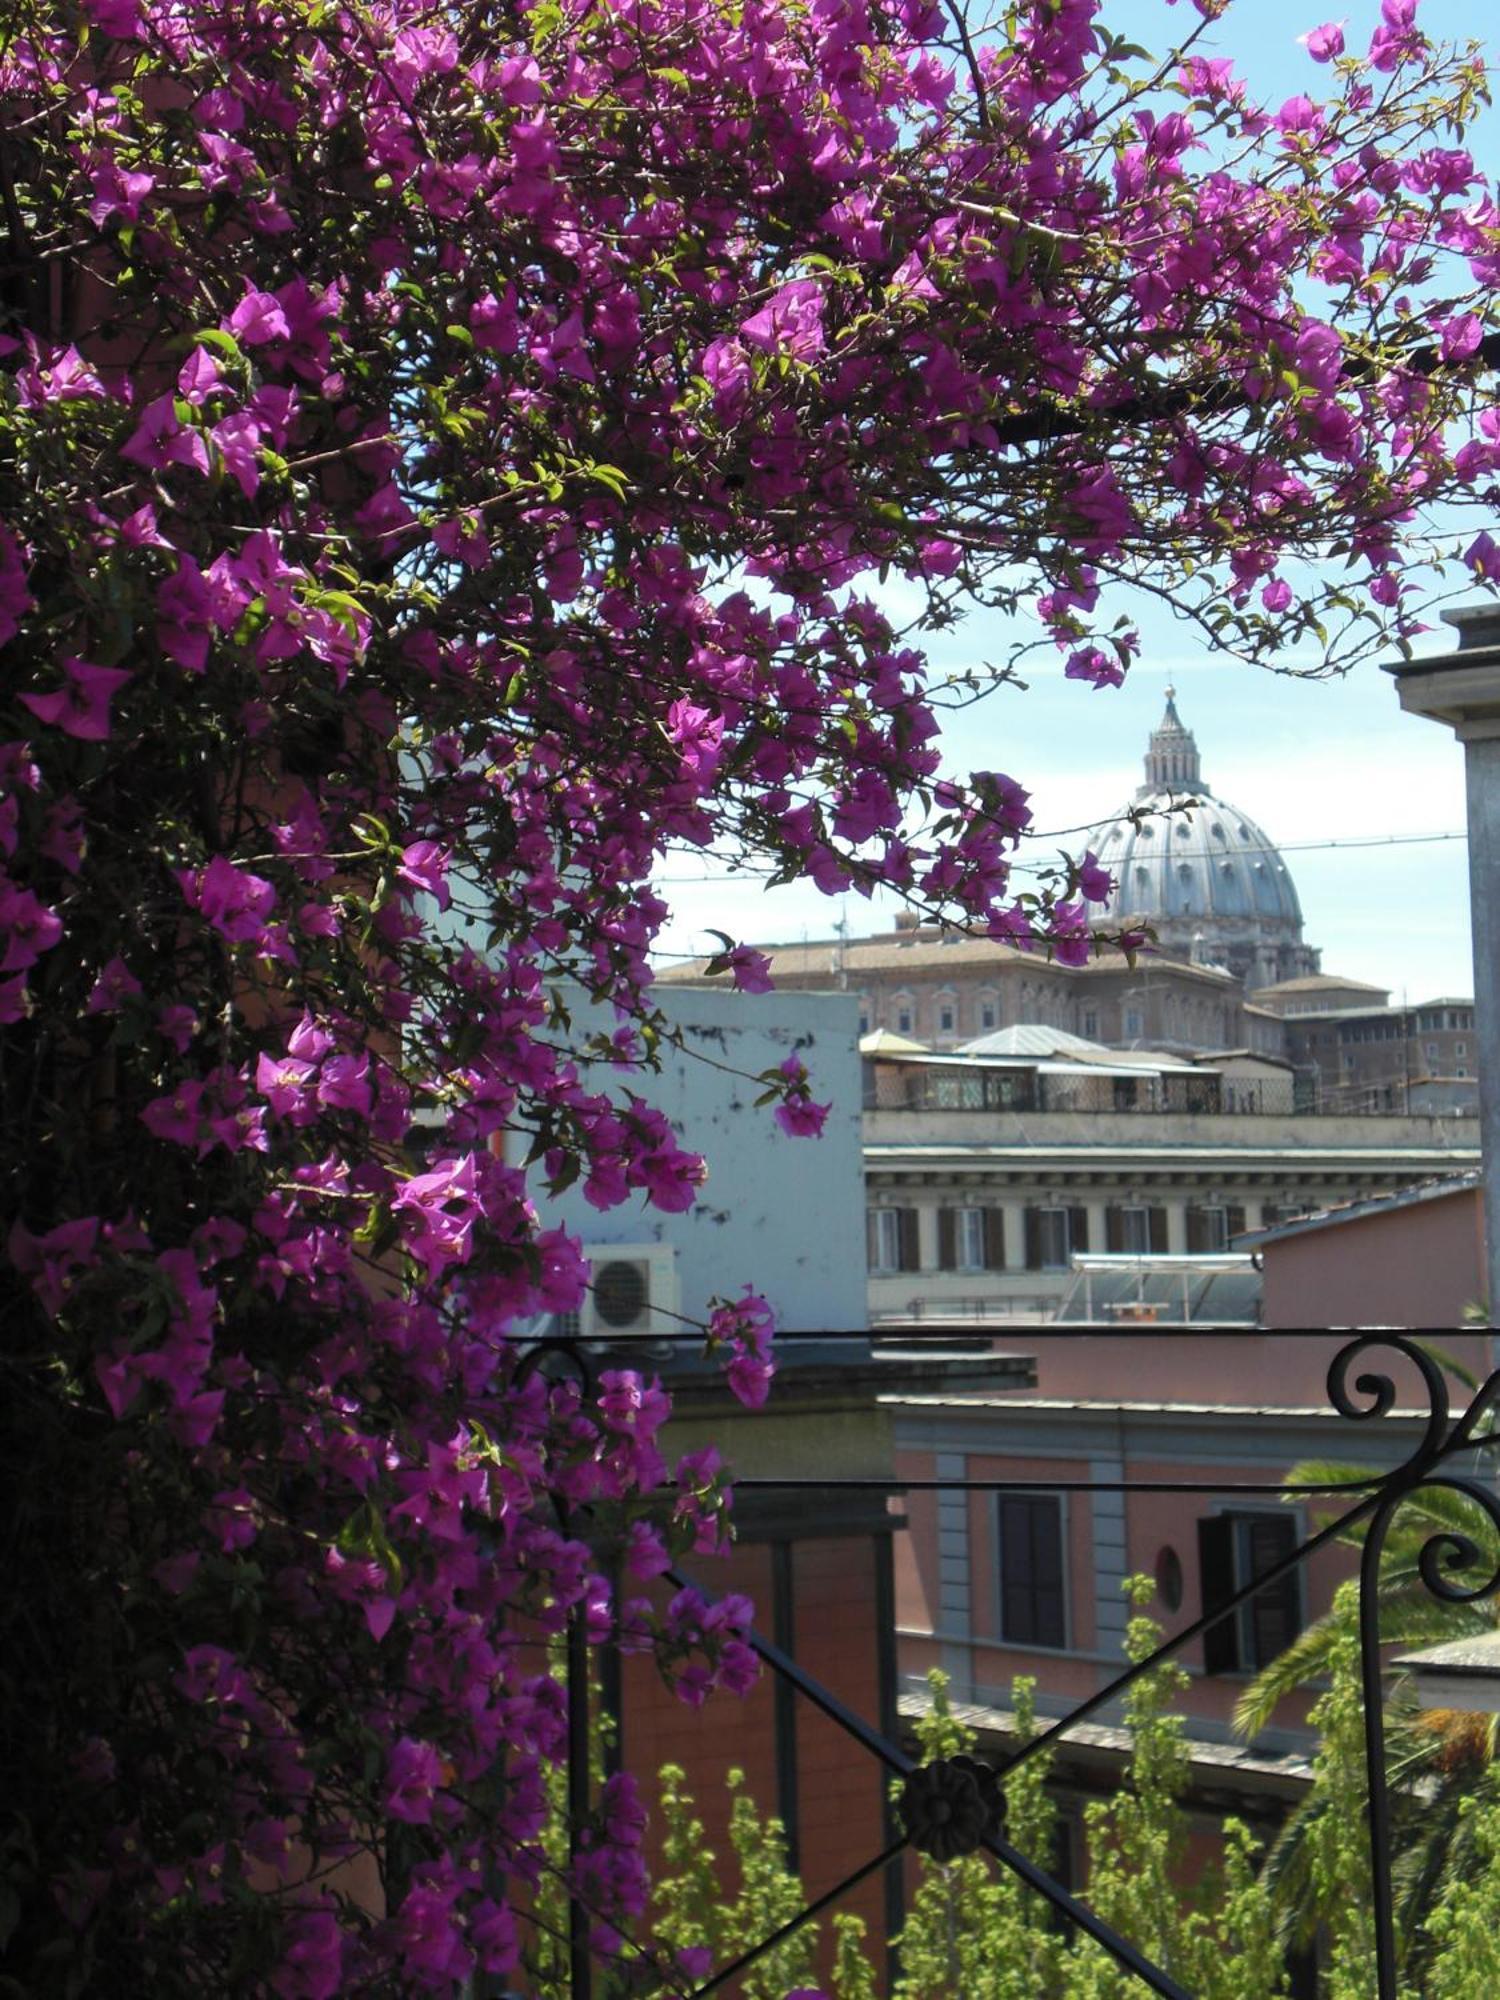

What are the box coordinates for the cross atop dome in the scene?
[1143,684,1203,794]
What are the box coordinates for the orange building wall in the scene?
[619,1532,894,1986]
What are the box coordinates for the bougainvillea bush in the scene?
[1,0,1496,1990]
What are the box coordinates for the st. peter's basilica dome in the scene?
[1088,690,1321,993]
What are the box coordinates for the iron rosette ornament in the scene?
[898,1753,1006,1863]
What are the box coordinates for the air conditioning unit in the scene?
[557,1244,680,1349]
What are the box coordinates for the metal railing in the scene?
[531,1333,1500,1999]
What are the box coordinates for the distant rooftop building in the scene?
[1253,974,1391,1017]
[1088,689,1321,993]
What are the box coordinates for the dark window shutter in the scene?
[1024,1208,1042,1271]
[937,1208,956,1271]
[898,1207,920,1272]
[1198,1516,1239,1674]
[1000,1496,1034,1641]
[865,1210,881,1269]
[1106,1207,1125,1253]
[1185,1206,1207,1253]
[1031,1499,1066,1648]
[983,1207,1006,1271]
[1227,1204,1247,1241]
[1245,1516,1300,1668]
[1148,1207,1169,1254]
[1068,1206,1089,1255]
[1000,1496,1064,1648]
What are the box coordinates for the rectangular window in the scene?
[938,1003,956,1033]
[1025,1205,1088,1271]
[1186,1205,1228,1253]
[867,1207,919,1274]
[1198,1511,1301,1673]
[1106,1206,1167,1255]
[998,1494,1066,1649]
[1124,1008,1144,1038]
[937,1207,1005,1272]
[1456,1041,1467,1057]
[896,1008,913,1034]
[979,1003,997,1030]
[1083,1010,1099,1039]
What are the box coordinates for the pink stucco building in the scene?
[1243,1174,1489,1330]
[887,1330,1494,1904]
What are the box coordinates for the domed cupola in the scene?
[1089,688,1321,994]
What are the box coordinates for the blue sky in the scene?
[652,0,1494,1005]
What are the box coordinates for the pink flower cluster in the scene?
[3,0,1499,1988]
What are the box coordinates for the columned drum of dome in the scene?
[1089,689,1321,993]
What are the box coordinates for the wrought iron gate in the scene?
[533,1332,1500,2000]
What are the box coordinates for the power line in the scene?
[651,827,1468,885]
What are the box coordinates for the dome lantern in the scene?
[1141,684,1203,795]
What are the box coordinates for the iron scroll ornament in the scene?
[1329,1337,1500,2000]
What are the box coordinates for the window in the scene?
[998,1494,1066,1649]
[1025,1205,1088,1271]
[936,989,957,1035]
[1106,1205,1167,1254]
[939,1206,1005,1273]
[1083,1009,1099,1039]
[1198,1511,1301,1673]
[978,990,998,1031]
[1185,1204,1246,1252]
[896,1006,913,1034]
[1456,1041,1468,1057]
[1124,1008,1144,1038]
[1426,1041,1439,1060]
[867,1207,918,1274]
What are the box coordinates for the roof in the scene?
[897,1688,1314,1795]
[883,1393,1430,1420]
[658,933,1237,987]
[1236,1171,1481,1249]
[1257,974,1390,996]
[961,1024,1104,1057]
[1282,999,1476,1027]
[867,1143,1480,1171]
[1188,1048,1297,1070]
[858,1027,929,1054]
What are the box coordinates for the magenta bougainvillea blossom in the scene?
[2,0,1498,1990]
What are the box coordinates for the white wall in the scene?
[536,983,868,1334]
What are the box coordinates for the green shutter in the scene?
[1148,1207,1169,1254]
[1105,1207,1124,1253]
[1024,1208,1042,1271]
[937,1208,955,1270]
[1067,1206,1089,1254]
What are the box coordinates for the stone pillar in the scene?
[1387,610,1500,1338]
